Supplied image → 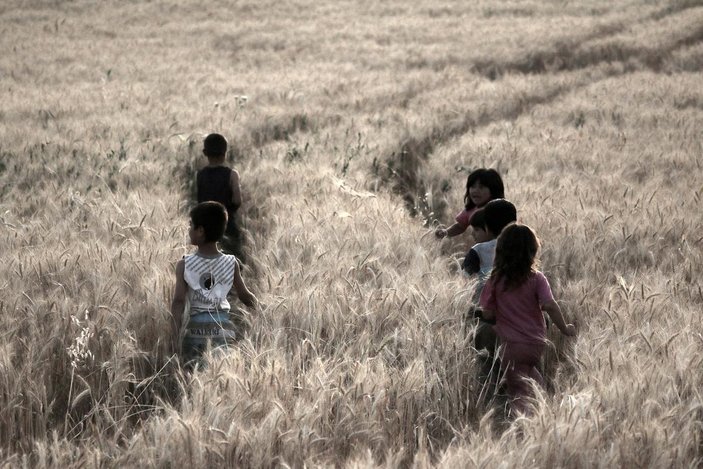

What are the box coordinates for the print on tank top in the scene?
[183,253,236,315]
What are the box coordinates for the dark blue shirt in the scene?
[196,166,236,213]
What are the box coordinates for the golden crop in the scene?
[1,0,701,466]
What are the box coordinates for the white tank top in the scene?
[473,239,497,281]
[183,252,237,315]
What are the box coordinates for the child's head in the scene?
[203,133,228,161]
[483,198,517,237]
[189,201,228,244]
[464,168,504,210]
[468,209,491,243]
[492,223,540,289]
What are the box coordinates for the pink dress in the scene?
[479,271,554,414]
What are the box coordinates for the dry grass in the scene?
[1,0,702,466]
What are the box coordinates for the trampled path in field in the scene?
[217,2,703,225]
[375,3,703,218]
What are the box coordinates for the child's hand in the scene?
[562,324,576,336]
[435,228,448,239]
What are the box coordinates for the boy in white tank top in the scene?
[462,200,517,393]
[170,202,257,369]
[462,209,496,301]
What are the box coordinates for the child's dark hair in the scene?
[464,168,504,210]
[203,133,228,159]
[491,223,539,290]
[483,198,517,236]
[468,209,485,230]
[190,201,228,242]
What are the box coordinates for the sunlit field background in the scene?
[1,0,703,466]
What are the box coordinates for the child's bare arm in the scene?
[435,222,466,239]
[230,169,242,211]
[170,259,187,352]
[232,260,258,308]
[542,300,576,336]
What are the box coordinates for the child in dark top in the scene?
[435,168,504,240]
[196,133,245,261]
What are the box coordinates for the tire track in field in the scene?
[649,0,703,20]
[375,72,610,219]
[380,6,703,220]
[471,6,703,78]
[471,20,628,79]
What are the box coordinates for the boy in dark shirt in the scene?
[196,133,245,261]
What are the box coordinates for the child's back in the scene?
[170,201,257,369]
[481,270,553,344]
[181,250,242,365]
[479,223,575,415]
[196,133,245,260]
[197,165,237,214]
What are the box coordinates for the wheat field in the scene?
[1,0,702,467]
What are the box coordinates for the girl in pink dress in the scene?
[479,224,576,415]
[435,168,504,240]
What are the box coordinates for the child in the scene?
[196,133,245,261]
[462,209,493,279]
[435,168,504,240]
[462,199,517,391]
[170,201,258,369]
[463,199,518,286]
[479,223,576,416]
